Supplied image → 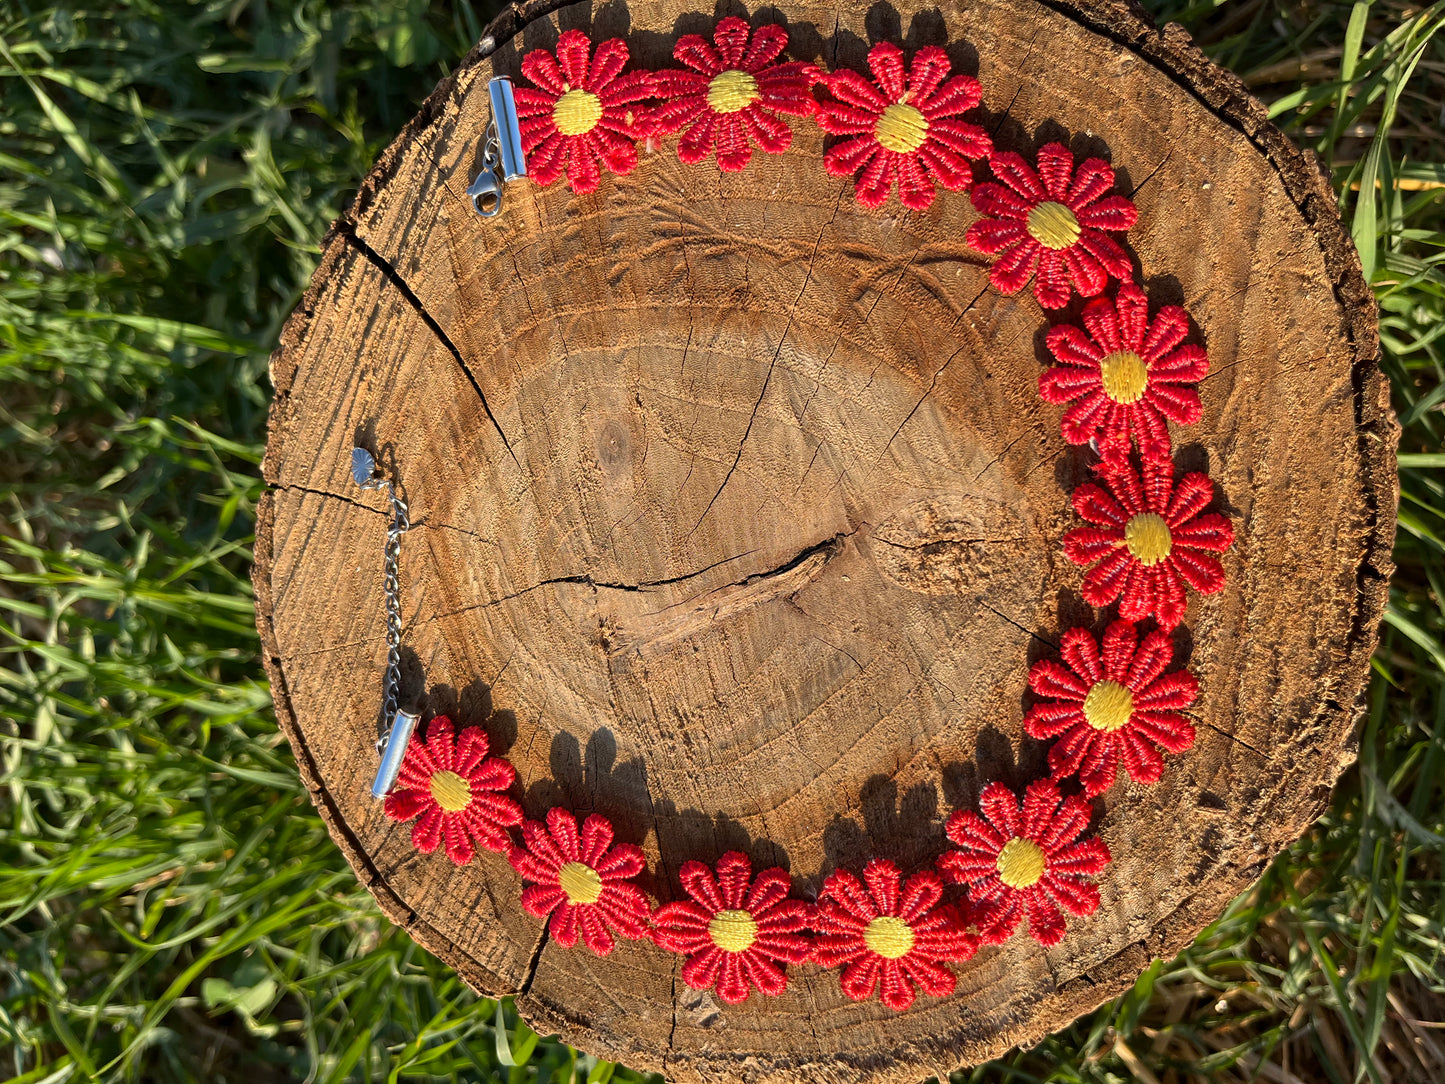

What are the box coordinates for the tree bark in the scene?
[253,1,1397,1079]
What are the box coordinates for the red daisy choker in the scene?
[349,15,1237,1014]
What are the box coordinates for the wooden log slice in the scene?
[253,0,1397,1079]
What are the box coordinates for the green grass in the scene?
[1,0,1442,1081]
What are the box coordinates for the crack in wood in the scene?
[639,529,855,619]
[872,534,1026,551]
[666,959,679,1051]
[418,531,848,631]
[878,334,969,459]
[271,485,510,554]
[410,519,504,546]
[275,480,378,515]
[986,22,1044,137]
[973,429,1035,482]
[979,597,1060,651]
[688,192,843,538]
[1197,717,1266,759]
[1128,148,1174,198]
[518,925,550,996]
[336,220,520,468]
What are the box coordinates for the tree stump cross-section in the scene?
[252,1,1398,1080]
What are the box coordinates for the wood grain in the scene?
[253,1,1397,1079]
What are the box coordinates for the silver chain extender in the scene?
[351,447,420,799]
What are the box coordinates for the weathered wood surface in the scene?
[253,0,1397,1079]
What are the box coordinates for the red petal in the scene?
[988,150,1047,203]
[671,34,720,78]
[677,110,718,164]
[1035,142,1075,200]
[681,944,724,989]
[1028,657,1090,700]
[823,133,879,175]
[923,75,982,118]
[411,805,443,853]
[905,46,951,101]
[970,179,1032,219]
[563,138,601,193]
[1063,241,1108,299]
[978,781,1021,837]
[966,217,1026,255]
[1075,193,1139,233]
[896,153,937,211]
[1140,303,1190,359]
[587,38,630,92]
[742,23,788,70]
[839,955,882,1002]
[1027,702,1089,741]
[822,68,888,114]
[1024,894,1067,945]
[742,107,793,156]
[555,30,593,88]
[712,16,751,69]
[866,41,908,101]
[1034,248,1072,309]
[1061,626,1105,684]
[740,950,790,996]
[862,858,903,915]
[715,851,753,909]
[716,954,752,1004]
[442,816,475,865]
[877,961,917,1011]
[576,905,617,955]
[384,788,429,822]
[987,237,1037,294]
[714,114,753,172]
[521,49,567,96]
[854,150,897,207]
[1065,156,1117,210]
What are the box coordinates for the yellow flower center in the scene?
[708,909,758,952]
[1082,680,1135,732]
[862,915,915,959]
[1099,350,1149,404]
[553,88,603,136]
[557,862,604,904]
[707,69,760,114]
[996,837,1047,889]
[1026,201,1081,249]
[1124,512,1173,566]
[429,770,472,812]
[875,103,928,153]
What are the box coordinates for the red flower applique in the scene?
[967,143,1138,308]
[652,851,811,1003]
[815,42,991,211]
[652,17,817,172]
[812,858,976,1012]
[1025,621,1198,796]
[1041,282,1209,463]
[1062,458,1235,630]
[510,808,651,955]
[939,779,1110,947]
[382,716,521,866]
[513,29,655,193]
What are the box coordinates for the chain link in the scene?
[378,479,410,742]
[353,448,410,753]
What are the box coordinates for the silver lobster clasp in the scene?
[467,77,527,217]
